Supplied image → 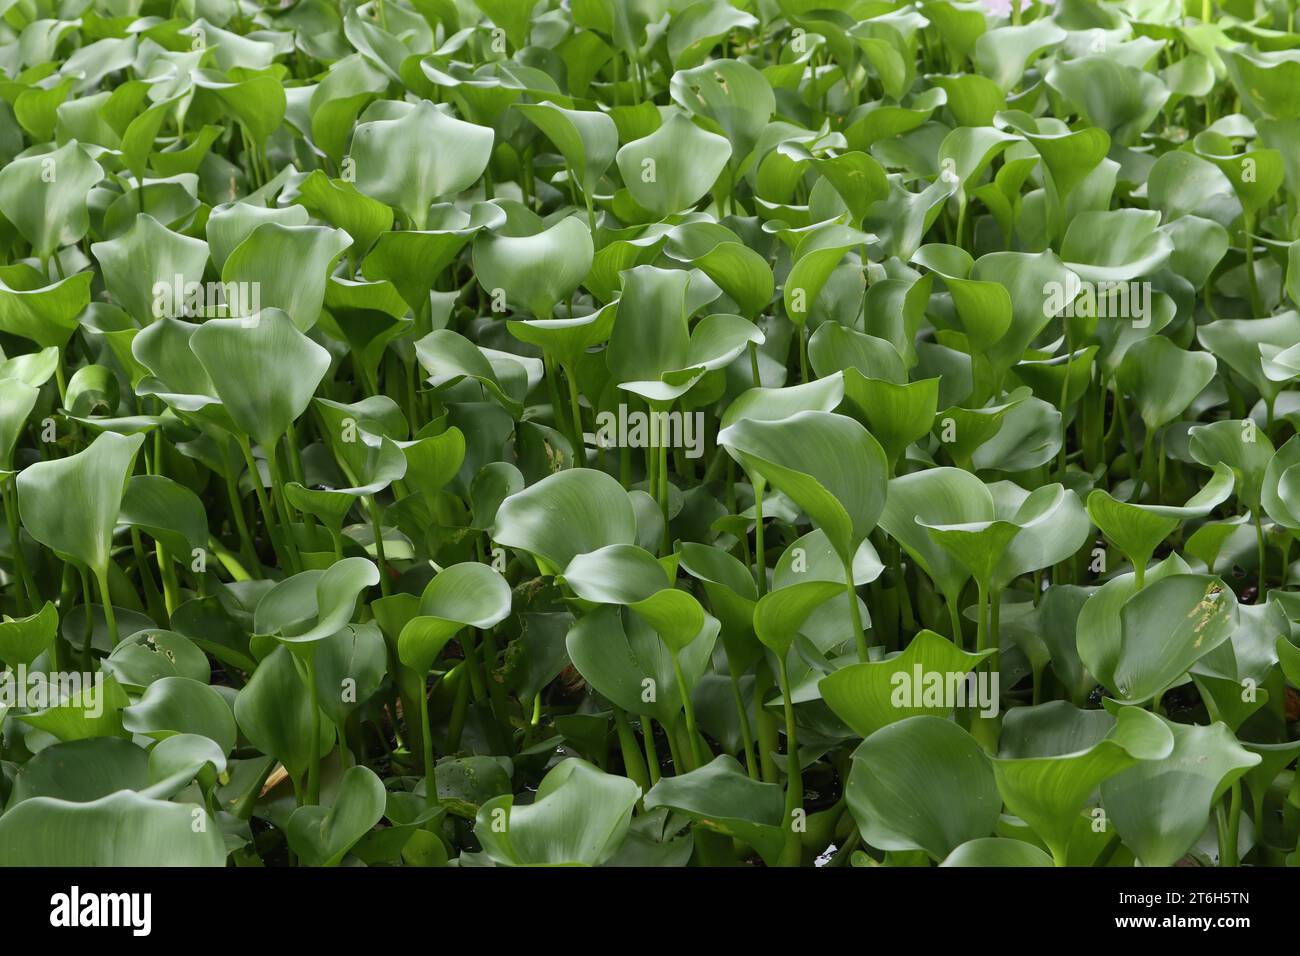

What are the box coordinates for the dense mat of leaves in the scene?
[2,0,1300,869]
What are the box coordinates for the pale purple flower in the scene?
[981,0,1056,18]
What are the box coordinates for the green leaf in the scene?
[192,68,286,148]
[839,374,938,470]
[474,758,640,866]
[104,628,211,688]
[508,303,617,371]
[1221,47,1300,120]
[669,59,774,173]
[222,223,352,331]
[17,430,144,578]
[233,644,333,785]
[1193,134,1285,216]
[820,630,995,737]
[93,213,210,325]
[923,519,1021,591]
[361,201,504,311]
[121,675,237,753]
[567,606,689,725]
[606,265,694,387]
[1085,463,1234,579]
[975,20,1066,92]
[718,410,888,566]
[1045,56,1169,146]
[0,140,103,260]
[0,601,58,667]
[289,171,393,268]
[1188,420,1274,512]
[311,622,387,726]
[494,468,637,573]
[287,764,387,865]
[147,733,228,796]
[189,310,332,448]
[847,716,1000,861]
[1102,719,1259,867]
[474,0,532,50]
[1060,209,1173,283]
[0,791,226,865]
[1200,313,1300,408]
[991,703,1174,864]
[119,474,209,559]
[1116,337,1217,430]
[352,101,494,229]
[1147,151,1241,228]
[615,111,731,217]
[473,216,594,319]
[516,101,618,200]
[0,266,92,348]
[1264,435,1300,530]
[8,737,148,805]
[879,466,992,603]
[415,329,527,418]
[205,202,312,274]
[254,557,380,646]
[399,562,511,673]
[991,483,1090,590]
[783,223,873,327]
[1103,574,1238,704]
[941,838,1055,867]
[753,579,842,657]
[643,755,786,866]
[17,672,130,742]
[562,543,704,652]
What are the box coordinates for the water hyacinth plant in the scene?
[1,0,1300,876]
